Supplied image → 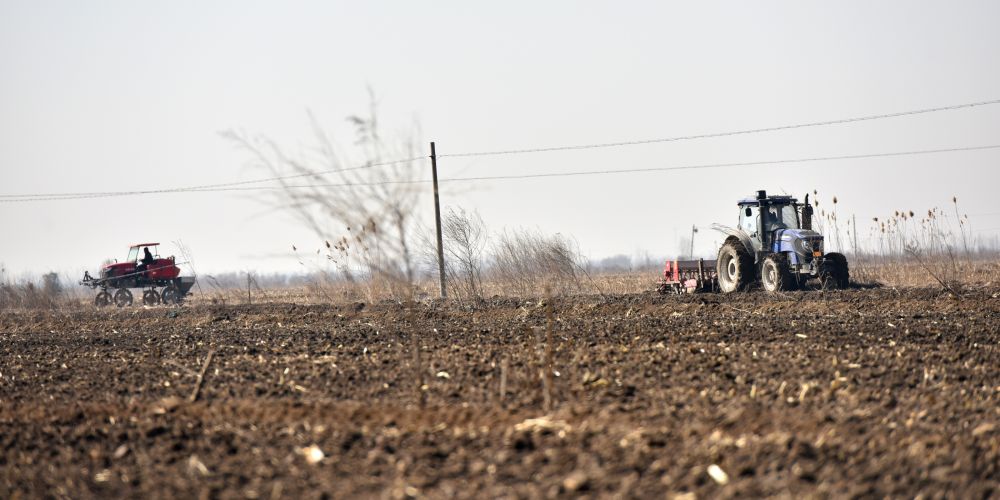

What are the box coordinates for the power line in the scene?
[4,143,997,203]
[433,144,1000,183]
[4,97,997,201]
[438,98,1000,158]
[0,156,427,200]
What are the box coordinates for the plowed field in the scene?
[2,287,999,498]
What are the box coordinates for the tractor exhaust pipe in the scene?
[802,193,813,230]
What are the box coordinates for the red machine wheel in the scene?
[113,288,133,307]
[95,291,112,307]
[142,289,161,306]
[161,285,180,305]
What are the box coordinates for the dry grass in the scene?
[850,255,1000,289]
[0,273,90,311]
[16,253,992,313]
[170,254,998,307]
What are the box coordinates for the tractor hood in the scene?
[776,228,824,256]
[776,228,822,241]
[101,261,135,279]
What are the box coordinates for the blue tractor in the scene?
[711,190,849,293]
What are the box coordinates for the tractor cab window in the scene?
[764,204,801,231]
[127,247,140,262]
[739,206,758,236]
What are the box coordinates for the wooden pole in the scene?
[431,142,447,299]
[689,225,697,259]
[852,214,859,256]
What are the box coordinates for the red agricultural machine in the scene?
[656,259,718,294]
[80,243,195,307]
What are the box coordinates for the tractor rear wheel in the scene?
[761,254,794,292]
[113,288,133,307]
[717,238,754,293]
[142,289,161,306]
[820,252,850,290]
[95,291,112,307]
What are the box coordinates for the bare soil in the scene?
[1,287,999,498]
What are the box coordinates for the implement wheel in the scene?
[113,288,133,307]
[95,291,112,307]
[717,238,754,293]
[142,289,161,306]
[761,254,794,292]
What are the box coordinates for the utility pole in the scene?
[689,225,698,259]
[852,214,859,257]
[430,142,447,298]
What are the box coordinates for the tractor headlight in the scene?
[795,238,823,260]
[795,239,812,255]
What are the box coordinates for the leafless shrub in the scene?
[224,91,423,303]
[173,239,204,298]
[434,207,488,301]
[903,244,963,295]
[202,275,232,305]
[488,229,586,296]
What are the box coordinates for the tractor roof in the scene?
[737,195,797,206]
[129,243,160,248]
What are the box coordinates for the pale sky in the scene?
[2,1,999,279]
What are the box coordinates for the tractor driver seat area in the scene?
[765,207,789,232]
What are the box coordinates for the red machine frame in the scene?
[656,258,718,294]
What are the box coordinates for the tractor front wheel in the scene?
[761,254,794,292]
[95,291,112,307]
[113,288,133,307]
[717,238,754,293]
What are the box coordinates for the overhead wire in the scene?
[3,143,997,203]
[172,143,1000,188]
[2,97,998,202]
[0,156,426,200]
[438,98,1000,158]
[431,144,1000,184]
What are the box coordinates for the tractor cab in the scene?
[737,192,802,251]
[126,243,160,263]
